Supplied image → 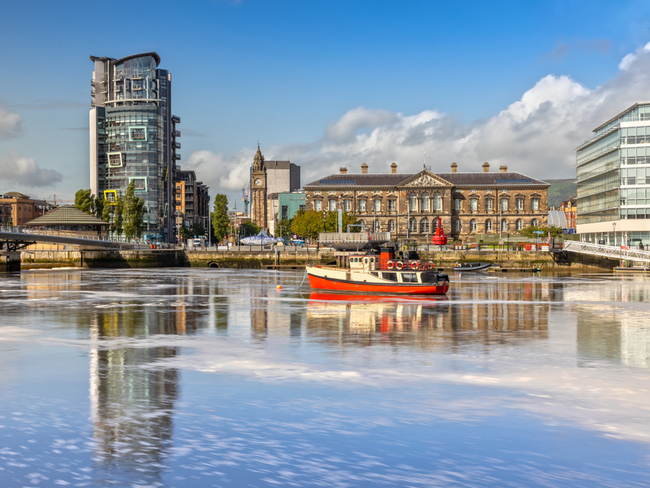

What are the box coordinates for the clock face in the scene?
[255,178,262,186]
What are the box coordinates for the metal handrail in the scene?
[563,240,650,264]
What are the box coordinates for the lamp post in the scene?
[612,222,616,247]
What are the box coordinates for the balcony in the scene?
[172,130,181,137]
[174,142,181,149]
[174,154,181,160]
[171,115,181,123]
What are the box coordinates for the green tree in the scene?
[114,197,124,237]
[190,221,205,237]
[74,189,93,214]
[276,218,292,239]
[101,202,114,235]
[179,223,192,240]
[211,194,230,241]
[324,211,359,233]
[93,195,104,220]
[291,210,324,241]
[123,181,145,241]
[519,225,564,239]
[240,220,261,238]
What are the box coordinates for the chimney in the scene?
[451,162,457,173]
[340,167,347,174]
[391,162,397,174]
[361,163,368,174]
[499,165,508,173]
[482,162,490,173]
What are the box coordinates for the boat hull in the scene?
[307,273,449,295]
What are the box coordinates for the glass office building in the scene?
[576,102,650,247]
[90,52,181,242]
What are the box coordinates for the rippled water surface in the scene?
[2,268,650,487]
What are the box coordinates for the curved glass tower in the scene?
[90,52,181,242]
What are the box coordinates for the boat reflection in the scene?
[306,288,548,346]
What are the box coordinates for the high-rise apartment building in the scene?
[89,52,181,242]
[576,102,650,247]
[174,170,210,237]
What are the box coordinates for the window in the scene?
[470,199,478,212]
[516,198,523,211]
[314,200,321,211]
[401,273,418,283]
[531,218,539,227]
[486,219,492,232]
[409,193,417,212]
[409,218,417,232]
[501,219,508,231]
[433,193,442,211]
[486,199,493,212]
[388,200,396,212]
[299,205,306,212]
[455,199,462,211]
[470,219,477,232]
[382,272,398,282]
[532,198,539,211]
[329,200,336,211]
[344,200,351,212]
[374,199,381,212]
[421,193,429,211]
[281,206,288,220]
[516,219,523,231]
[359,220,366,231]
[501,198,508,211]
[374,220,380,232]
[388,220,395,232]
[359,200,366,212]
[420,218,429,234]
[455,220,462,232]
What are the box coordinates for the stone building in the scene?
[303,162,549,243]
[0,192,36,226]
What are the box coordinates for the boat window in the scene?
[401,273,418,283]
[382,272,398,282]
[370,272,378,277]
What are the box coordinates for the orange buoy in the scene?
[276,285,282,290]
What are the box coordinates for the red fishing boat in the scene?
[306,240,450,295]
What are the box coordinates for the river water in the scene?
[1,268,650,487]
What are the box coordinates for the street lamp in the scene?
[612,222,616,247]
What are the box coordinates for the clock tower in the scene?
[251,144,267,230]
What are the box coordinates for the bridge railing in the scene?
[563,240,650,264]
[0,226,150,246]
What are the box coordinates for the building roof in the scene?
[593,101,650,132]
[23,206,109,227]
[304,171,549,188]
[1,192,31,199]
[90,52,161,67]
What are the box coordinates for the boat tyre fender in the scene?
[387,260,394,270]
[396,261,403,270]
[429,261,434,270]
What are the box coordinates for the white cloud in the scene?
[619,53,637,71]
[185,43,650,201]
[0,107,22,139]
[0,150,63,188]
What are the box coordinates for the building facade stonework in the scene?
[303,163,549,242]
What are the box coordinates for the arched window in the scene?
[409,193,417,212]
[358,199,366,212]
[421,193,429,212]
[329,199,336,211]
[433,192,442,211]
[486,219,492,232]
[359,220,366,231]
[455,220,462,232]
[516,219,523,231]
[531,218,539,227]
[388,220,395,232]
[374,220,380,232]
[374,199,381,213]
[409,217,418,233]
[470,219,477,232]
[314,200,322,211]
[420,218,429,234]
[501,219,508,231]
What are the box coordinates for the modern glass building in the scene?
[576,102,650,247]
[89,52,181,242]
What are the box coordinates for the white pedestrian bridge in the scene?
[0,227,148,251]
[563,240,650,264]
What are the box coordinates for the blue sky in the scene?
[2,0,650,206]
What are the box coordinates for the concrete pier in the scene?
[0,252,21,272]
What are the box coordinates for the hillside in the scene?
[545,179,577,208]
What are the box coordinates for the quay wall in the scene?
[15,249,617,271]
[0,252,21,272]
